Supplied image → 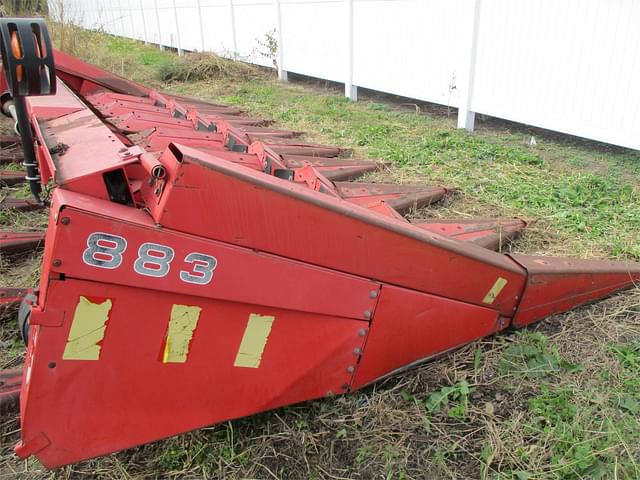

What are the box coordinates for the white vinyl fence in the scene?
[49,0,640,150]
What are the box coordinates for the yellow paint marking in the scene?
[234,314,275,368]
[163,304,202,363]
[483,277,508,304]
[63,296,112,361]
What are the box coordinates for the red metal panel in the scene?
[26,80,84,120]
[509,254,640,327]
[352,285,504,388]
[94,99,171,116]
[152,145,527,315]
[36,205,63,304]
[107,112,195,133]
[87,92,155,106]
[48,189,379,320]
[37,108,131,184]
[252,142,382,180]
[156,147,262,170]
[134,127,224,151]
[18,278,367,467]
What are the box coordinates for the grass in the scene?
[0,24,639,479]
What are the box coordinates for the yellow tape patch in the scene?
[483,277,508,304]
[63,296,112,361]
[163,304,202,363]
[234,314,275,368]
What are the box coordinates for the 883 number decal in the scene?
[82,232,218,285]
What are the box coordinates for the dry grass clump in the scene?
[46,21,268,89]
[157,52,265,83]
[47,19,95,60]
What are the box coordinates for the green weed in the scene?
[499,332,582,379]
[523,387,620,479]
[424,380,473,419]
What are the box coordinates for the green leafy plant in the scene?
[499,331,582,378]
[525,387,618,479]
[424,380,473,419]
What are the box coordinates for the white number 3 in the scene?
[180,252,217,285]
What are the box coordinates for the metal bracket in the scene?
[30,307,65,328]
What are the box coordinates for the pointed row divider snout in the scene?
[0,170,25,186]
[0,197,44,211]
[416,218,529,251]
[1,230,46,254]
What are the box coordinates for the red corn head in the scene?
[0,35,638,468]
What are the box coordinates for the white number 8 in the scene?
[134,242,175,278]
[82,232,127,269]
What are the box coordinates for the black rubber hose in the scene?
[13,95,42,203]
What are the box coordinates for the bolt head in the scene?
[358,328,367,337]
[369,290,379,299]
[363,309,372,319]
[60,217,70,225]
[347,366,355,373]
[52,259,62,267]
[353,347,362,355]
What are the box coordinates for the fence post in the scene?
[117,0,126,36]
[140,0,149,44]
[154,0,164,50]
[457,0,482,131]
[344,0,357,100]
[129,4,136,40]
[196,0,206,52]
[275,0,287,81]
[172,0,183,55]
[229,0,238,58]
